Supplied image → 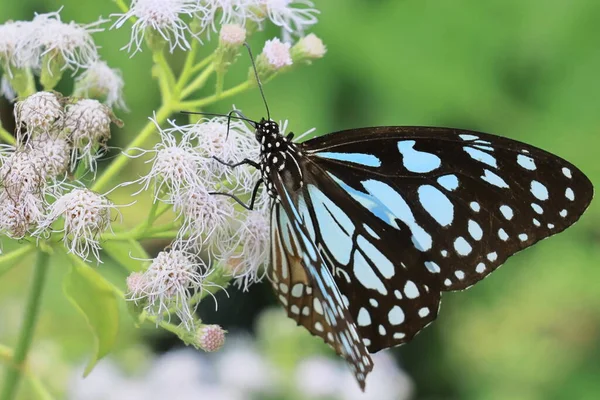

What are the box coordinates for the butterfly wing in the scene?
[293,126,592,352]
[269,174,374,389]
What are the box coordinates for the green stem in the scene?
[91,105,172,192]
[189,53,216,76]
[179,80,253,110]
[0,344,55,400]
[215,69,225,98]
[0,245,35,278]
[152,50,176,100]
[175,42,200,92]
[1,250,50,400]
[180,63,216,99]
[113,0,129,13]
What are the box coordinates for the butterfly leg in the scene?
[210,179,263,210]
[212,156,260,169]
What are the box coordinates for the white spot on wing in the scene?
[454,236,472,256]
[418,185,454,227]
[318,152,382,167]
[357,308,372,326]
[562,167,572,178]
[388,306,405,325]
[517,154,536,170]
[404,280,419,299]
[531,181,549,201]
[425,261,441,273]
[482,169,509,188]
[468,220,483,240]
[500,205,514,220]
[397,140,441,173]
[464,147,498,168]
[565,188,575,201]
[437,174,459,191]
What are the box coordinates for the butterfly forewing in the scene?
[304,126,593,291]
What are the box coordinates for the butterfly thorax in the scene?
[255,119,304,200]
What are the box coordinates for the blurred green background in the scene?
[1,0,600,399]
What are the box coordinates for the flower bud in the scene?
[251,38,292,82]
[196,324,226,352]
[291,33,326,64]
[14,91,64,142]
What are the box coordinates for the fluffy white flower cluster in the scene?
[0,91,119,261]
[0,10,126,109]
[129,117,270,286]
[113,0,319,54]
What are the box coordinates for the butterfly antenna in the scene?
[180,111,257,127]
[244,42,271,120]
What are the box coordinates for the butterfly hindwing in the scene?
[269,174,374,388]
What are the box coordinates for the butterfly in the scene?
[212,117,593,390]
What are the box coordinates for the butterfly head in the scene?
[255,118,281,141]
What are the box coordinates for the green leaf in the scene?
[103,239,149,272]
[63,260,119,376]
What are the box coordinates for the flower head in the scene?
[202,0,264,32]
[185,118,259,190]
[64,99,114,171]
[196,324,226,352]
[263,0,319,42]
[219,24,247,46]
[0,150,46,203]
[74,60,127,110]
[112,0,206,54]
[133,119,206,201]
[0,21,36,71]
[39,188,115,262]
[262,37,292,69]
[140,249,209,329]
[28,133,71,179]
[173,186,237,249]
[292,33,326,62]
[25,11,104,73]
[14,91,64,141]
[223,203,270,290]
[0,189,45,239]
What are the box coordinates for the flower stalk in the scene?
[0,249,50,400]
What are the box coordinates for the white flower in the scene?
[0,21,36,71]
[0,150,46,204]
[202,0,264,32]
[293,33,326,60]
[132,119,206,201]
[261,38,292,69]
[28,133,71,178]
[112,0,206,54]
[64,99,113,171]
[0,189,45,239]
[139,249,209,330]
[223,202,270,290]
[263,0,318,42]
[172,185,237,248]
[39,188,115,262]
[74,60,127,110]
[25,11,104,73]
[219,24,247,46]
[14,91,64,141]
[185,117,260,191]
